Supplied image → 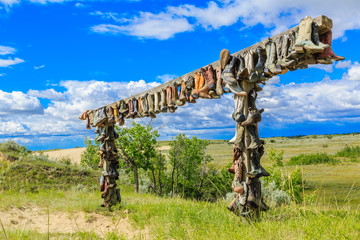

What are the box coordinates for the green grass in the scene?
[288,153,340,165]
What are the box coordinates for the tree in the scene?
[147,151,167,195]
[80,136,100,169]
[115,122,159,193]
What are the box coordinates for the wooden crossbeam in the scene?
[90,15,332,111]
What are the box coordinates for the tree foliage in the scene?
[80,136,100,169]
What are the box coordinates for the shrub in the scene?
[288,153,339,165]
[322,144,328,148]
[80,136,100,169]
[326,135,333,139]
[335,146,360,159]
[270,139,276,143]
[268,147,284,166]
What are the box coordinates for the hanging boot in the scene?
[254,46,265,73]
[137,97,144,118]
[236,54,249,80]
[245,124,262,150]
[317,30,345,62]
[117,99,128,117]
[222,56,246,95]
[294,16,325,54]
[220,49,231,70]
[118,113,125,126]
[179,81,187,103]
[160,89,168,113]
[311,22,330,50]
[247,178,261,208]
[147,93,156,118]
[277,35,296,68]
[246,145,270,178]
[198,66,214,99]
[132,97,139,118]
[154,92,160,114]
[125,99,134,119]
[215,65,224,96]
[192,72,201,99]
[228,146,241,174]
[264,39,282,75]
[142,93,149,117]
[113,104,119,123]
[172,83,185,106]
[206,65,220,99]
[185,76,196,103]
[242,107,264,127]
[166,86,176,113]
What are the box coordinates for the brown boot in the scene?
[317,30,345,62]
[147,94,156,118]
[192,72,200,99]
[179,81,187,102]
[228,147,241,174]
[160,89,168,113]
[137,97,143,117]
[154,92,160,114]
[172,83,185,106]
[198,66,216,99]
[220,49,231,70]
[166,86,176,111]
[215,65,224,95]
[125,99,134,119]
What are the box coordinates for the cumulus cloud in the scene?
[34,64,45,70]
[0,0,19,6]
[0,90,44,115]
[344,62,360,81]
[27,88,66,101]
[91,0,360,40]
[0,45,16,55]
[156,74,178,83]
[0,57,24,67]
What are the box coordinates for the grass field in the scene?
[0,133,359,239]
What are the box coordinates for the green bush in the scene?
[268,147,284,166]
[80,136,100,169]
[335,146,360,159]
[288,153,339,165]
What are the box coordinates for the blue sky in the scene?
[0,0,360,150]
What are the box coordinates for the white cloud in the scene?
[336,60,352,69]
[308,64,334,73]
[0,0,19,6]
[34,64,45,70]
[92,12,194,40]
[0,57,24,67]
[344,62,360,81]
[156,74,177,83]
[75,2,85,8]
[0,45,16,55]
[27,88,66,101]
[0,90,44,115]
[0,73,6,77]
[91,0,360,40]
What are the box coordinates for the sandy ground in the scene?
[45,148,85,165]
[1,206,148,238]
[44,146,170,165]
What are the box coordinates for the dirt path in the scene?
[44,148,85,165]
[0,206,149,238]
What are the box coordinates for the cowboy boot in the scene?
[179,81,187,102]
[274,36,288,75]
[185,76,196,103]
[220,49,231,70]
[264,39,282,75]
[160,89,168,112]
[154,92,160,114]
[228,145,241,174]
[245,50,255,74]
[311,22,329,50]
[254,46,265,73]
[222,56,246,95]
[97,126,106,142]
[245,124,262,150]
[242,108,264,127]
[317,30,345,62]
[125,99,134,119]
[166,86,175,108]
[147,93,156,118]
[236,54,248,80]
[246,145,269,178]
[132,97,138,118]
[215,65,224,96]
[248,88,257,110]
[142,93,149,116]
[112,104,119,123]
[172,83,185,106]
[198,67,213,99]
[118,113,124,126]
[277,35,296,68]
[198,71,205,90]
[247,178,261,208]
[294,16,325,53]
[192,72,200,99]
[137,97,143,117]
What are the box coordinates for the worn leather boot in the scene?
[185,76,196,103]
[179,81,187,102]
[311,22,330,50]
[244,50,255,75]
[166,86,176,111]
[245,124,262,150]
[125,99,134,119]
[215,65,224,96]
[222,56,246,95]
[228,146,241,174]
[147,94,156,118]
[118,113,124,126]
[154,92,160,114]
[198,66,213,99]
[247,179,261,208]
[192,72,200,99]
[117,99,128,117]
[236,54,248,80]
[172,83,185,106]
[317,30,345,62]
[242,108,264,127]
[132,97,139,118]
[220,49,231,70]
[137,97,143,117]
[112,104,120,123]
[264,39,282,75]
[254,46,265,73]
[294,16,325,53]
[246,145,270,178]
[160,89,168,113]
[142,93,149,116]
